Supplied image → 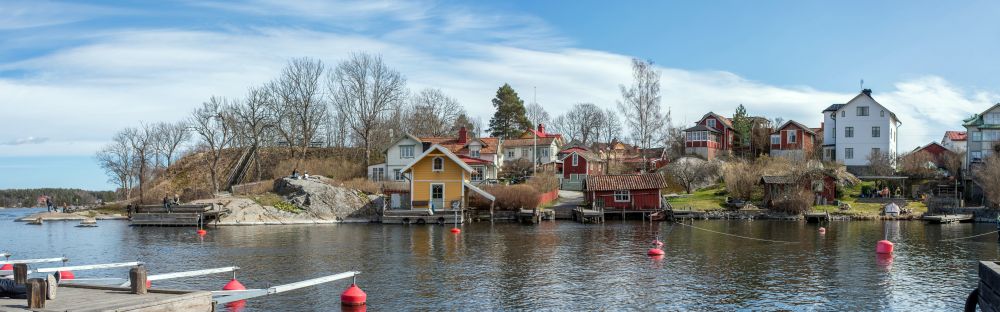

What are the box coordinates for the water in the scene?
[1,207,996,311]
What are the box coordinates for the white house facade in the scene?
[368,134,425,182]
[820,89,901,168]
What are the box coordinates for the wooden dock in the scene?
[0,284,213,312]
[130,204,223,226]
[381,209,464,224]
[804,212,830,223]
[923,214,974,224]
[971,261,1000,311]
[572,208,603,223]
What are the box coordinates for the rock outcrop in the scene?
[208,177,378,225]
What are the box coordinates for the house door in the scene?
[430,184,444,210]
[390,194,401,209]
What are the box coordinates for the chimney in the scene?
[537,123,545,135]
[458,127,468,144]
[862,89,872,96]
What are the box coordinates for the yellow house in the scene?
[401,144,495,213]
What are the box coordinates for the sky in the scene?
[1,0,998,190]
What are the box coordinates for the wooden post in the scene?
[130,266,148,295]
[26,278,45,308]
[13,263,27,285]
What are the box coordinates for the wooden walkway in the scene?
[0,284,212,312]
[130,204,222,227]
[923,214,974,224]
[804,212,830,223]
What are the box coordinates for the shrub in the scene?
[525,174,559,193]
[771,189,814,214]
[479,185,541,210]
[272,157,365,181]
[252,193,302,213]
[723,159,760,201]
[331,178,380,194]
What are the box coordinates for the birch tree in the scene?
[269,57,328,168]
[96,131,136,200]
[122,124,155,203]
[232,85,275,181]
[156,121,190,167]
[618,58,666,171]
[329,52,407,167]
[597,108,622,172]
[190,96,236,193]
[406,88,463,137]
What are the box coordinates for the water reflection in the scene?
[0,208,996,311]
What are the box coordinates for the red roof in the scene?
[586,173,666,191]
[457,155,491,165]
[945,131,967,141]
[420,137,500,154]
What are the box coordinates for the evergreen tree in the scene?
[732,104,752,155]
[488,83,531,139]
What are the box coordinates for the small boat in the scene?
[650,210,668,221]
[27,217,43,225]
[76,218,98,227]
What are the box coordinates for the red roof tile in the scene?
[420,137,500,154]
[945,131,967,141]
[586,173,666,191]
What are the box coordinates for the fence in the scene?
[538,189,559,206]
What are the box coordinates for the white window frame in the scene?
[372,167,384,181]
[572,153,579,166]
[614,190,631,202]
[432,157,444,172]
[845,148,854,159]
[857,106,869,116]
[707,119,717,128]
[770,135,780,145]
[470,145,481,158]
[880,110,885,117]
[872,126,880,138]
[785,130,796,143]
[472,166,485,181]
[987,113,1000,125]
[393,169,402,181]
[972,132,983,141]
[521,147,530,157]
[845,127,854,138]
[400,145,414,158]
[971,151,983,161]
[841,111,846,117]
[506,149,515,158]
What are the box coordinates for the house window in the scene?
[472,166,485,181]
[393,169,402,180]
[572,154,579,166]
[845,148,854,159]
[371,167,384,181]
[507,149,515,158]
[972,151,983,161]
[686,131,708,141]
[880,110,885,117]
[400,145,414,158]
[872,126,881,138]
[540,148,549,158]
[857,106,869,116]
[986,130,1000,142]
[614,190,630,202]
[432,157,444,171]
[786,130,797,143]
[470,145,481,158]
[841,111,846,117]
[845,127,854,138]
[872,148,880,156]
[972,132,982,141]
[987,113,1000,125]
[521,147,530,157]
[770,135,780,145]
[707,119,717,128]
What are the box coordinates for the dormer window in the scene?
[470,145,481,158]
[432,157,444,171]
[707,119,716,128]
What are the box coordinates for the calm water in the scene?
[1,207,996,311]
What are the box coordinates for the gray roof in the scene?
[822,104,845,112]
[760,175,796,184]
[683,124,720,133]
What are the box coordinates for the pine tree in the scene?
[732,104,752,156]
[488,83,531,139]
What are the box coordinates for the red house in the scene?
[561,148,604,180]
[683,112,734,160]
[769,120,818,160]
[585,174,666,210]
[911,142,956,168]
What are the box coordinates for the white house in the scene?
[368,133,425,182]
[501,124,563,164]
[820,89,902,169]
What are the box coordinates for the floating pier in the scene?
[129,204,223,226]
[923,214,974,224]
[804,212,830,223]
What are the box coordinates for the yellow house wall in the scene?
[407,151,469,209]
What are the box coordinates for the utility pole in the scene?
[533,86,538,174]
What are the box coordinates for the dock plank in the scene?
[0,284,212,312]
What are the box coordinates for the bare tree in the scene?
[597,109,622,173]
[329,52,407,167]
[122,124,155,204]
[665,157,718,194]
[550,114,580,143]
[723,159,762,200]
[406,88,463,137]
[156,121,190,168]
[867,150,896,176]
[190,96,236,193]
[232,85,276,181]
[551,103,604,145]
[268,57,328,168]
[618,58,666,171]
[525,101,550,128]
[898,151,938,178]
[975,155,1000,208]
[96,131,136,200]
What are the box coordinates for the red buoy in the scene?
[341,283,367,306]
[647,248,665,256]
[197,229,207,236]
[58,271,75,280]
[650,254,664,261]
[0,264,12,271]
[146,280,152,288]
[450,228,461,234]
[876,240,894,254]
[818,227,826,234]
[222,278,247,309]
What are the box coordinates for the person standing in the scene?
[173,193,180,205]
[45,196,53,212]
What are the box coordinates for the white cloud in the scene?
[0,1,995,159]
[1,136,49,145]
[0,0,122,30]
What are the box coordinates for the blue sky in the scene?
[1,0,998,190]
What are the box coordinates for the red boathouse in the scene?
[585,173,666,210]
